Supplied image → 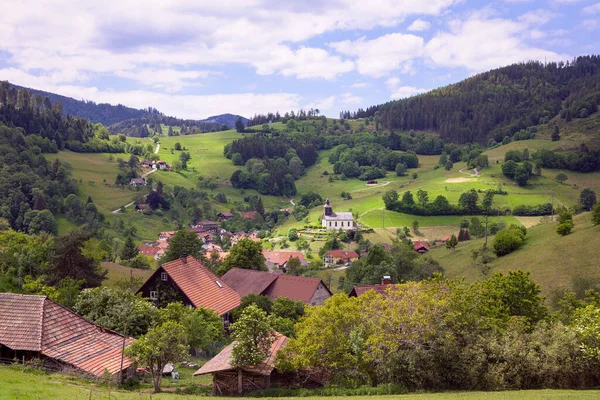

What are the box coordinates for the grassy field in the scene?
[428,212,600,297]
[2,367,600,400]
[102,262,153,288]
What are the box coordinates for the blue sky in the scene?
[0,0,598,119]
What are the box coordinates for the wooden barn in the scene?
[194,333,291,395]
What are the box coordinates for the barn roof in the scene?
[0,293,134,376]
[149,256,241,315]
[221,269,278,298]
[194,332,287,376]
[221,268,331,304]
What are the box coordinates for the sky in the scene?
[0,0,598,120]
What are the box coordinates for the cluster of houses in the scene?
[137,218,261,261]
[129,160,170,187]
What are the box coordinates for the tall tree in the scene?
[162,230,204,263]
[219,238,267,275]
[230,304,275,367]
[235,117,245,133]
[120,236,138,262]
[48,229,107,288]
[580,188,597,211]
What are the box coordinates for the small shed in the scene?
[194,333,288,395]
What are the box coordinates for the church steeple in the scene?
[323,198,333,216]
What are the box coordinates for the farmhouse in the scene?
[413,241,430,253]
[221,268,332,306]
[141,160,153,168]
[156,160,168,170]
[262,250,308,270]
[321,199,355,230]
[217,212,234,221]
[192,220,219,233]
[323,249,359,267]
[137,255,240,322]
[129,177,146,187]
[0,293,134,378]
[135,203,150,212]
[194,332,290,395]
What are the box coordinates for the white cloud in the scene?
[517,10,558,25]
[351,82,369,88]
[330,33,424,77]
[385,76,427,99]
[304,92,362,113]
[582,2,600,13]
[407,19,431,31]
[582,19,598,30]
[114,69,218,92]
[425,16,568,71]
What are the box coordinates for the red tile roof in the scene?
[138,246,159,256]
[325,249,359,260]
[262,250,306,266]
[265,275,328,303]
[221,269,278,298]
[413,241,430,252]
[0,293,134,376]
[158,256,241,315]
[241,211,258,220]
[194,332,288,376]
[221,268,331,304]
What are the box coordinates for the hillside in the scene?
[6,82,247,132]
[428,212,600,300]
[347,55,600,144]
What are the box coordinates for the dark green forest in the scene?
[343,55,600,144]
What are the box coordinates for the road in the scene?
[290,198,295,206]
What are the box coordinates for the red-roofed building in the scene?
[221,268,332,306]
[241,211,258,220]
[262,250,308,270]
[137,256,240,321]
[138,245,159,257]
[192,221,219,233]
[0,293,134,378]
[323,249,359,267]
[413,241,430,253]
[217,212,234,221]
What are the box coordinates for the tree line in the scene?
[343,56,600,144]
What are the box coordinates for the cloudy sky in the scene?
[0,0,598,119]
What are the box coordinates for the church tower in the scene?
[323,198,333,216]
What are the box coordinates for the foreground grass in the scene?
[2,367,600,400]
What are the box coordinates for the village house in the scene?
[217,212,234,221]
[321,199,355,230]
[221,268,332,306]
[323,249,359,267]
[156,160,168,170]
[138,245,160,258]
[141,160,153,168]
[349,276,393,297]
[241,211,258,220]
[158,231,176,241]
[192,220,220,233]
[413,241,430,253]
[129,177,146,187]
[0,293,134,378]
[137,255,240,324]
[262,250,309,270]
[135,203,150,213]
[194,332,291,395]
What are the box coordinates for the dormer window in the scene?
[161,272,168,281]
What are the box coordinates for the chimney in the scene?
[181,253,188,264]
[381,275,392,285]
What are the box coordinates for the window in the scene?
[161,272,168,281]
[335,222,338,227]
[150,291,158,300]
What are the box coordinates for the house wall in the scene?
[322,219,354,230]
[309,283,332,306]
[138,268,189,307]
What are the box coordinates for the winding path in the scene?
[290,198,295,206]
[458,167,479,177]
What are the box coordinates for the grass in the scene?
[102,262,153,288]
[428,212,600,297]
[2,366,600,400]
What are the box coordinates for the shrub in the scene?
[557,220,574,236]
[493,225,526,256]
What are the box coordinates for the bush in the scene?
[557,220,574,236]
[493,225,526,256]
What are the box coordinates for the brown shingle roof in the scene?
[221,268,331,304]
[349,284,391,297]
[262,250,306,266]
[221,269,278,298]
[194,332,287,376]
[159,256,241,315]
[325,249,359,260]
[0,293,134,376]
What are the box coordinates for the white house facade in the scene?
[321,199,355,230]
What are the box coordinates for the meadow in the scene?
[2,366,600,400]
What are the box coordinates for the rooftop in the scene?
[322,212,354,221]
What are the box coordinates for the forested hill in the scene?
[5,82,247,134]
[344,55,600,144]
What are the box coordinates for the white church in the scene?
[321,198,355,230]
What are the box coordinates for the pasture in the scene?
[2,366,600,400]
